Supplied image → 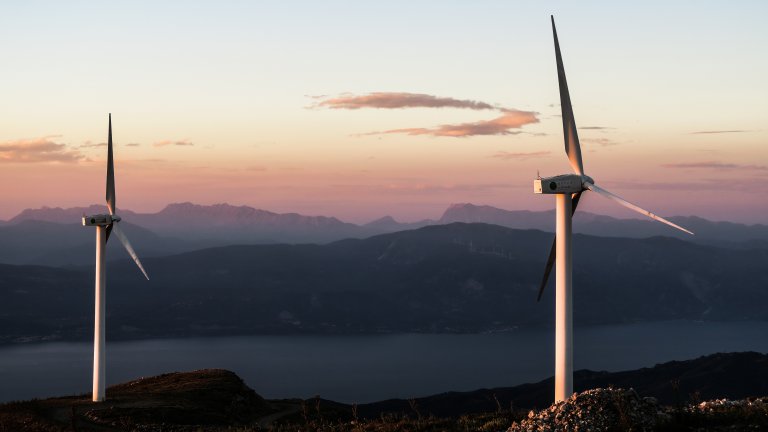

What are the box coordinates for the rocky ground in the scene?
[1,370,766,431]
[508,388,768,432]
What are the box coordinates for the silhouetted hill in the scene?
[358,351,768,417]
[1,352,766,431]
[0,369,271,431]
[1,223,767,343]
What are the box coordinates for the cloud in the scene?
[579,126,614,130]
[79,141,107,148]
[662,161,768,171]
[316,92,496,110]
[373,109,539,138]
[491,151,550,160]
[690,130,749,135]
[80,141,140,148]
[0,137,83,163]
[317,91,540,138]
[582,137,619,147]
[153,139,194,147]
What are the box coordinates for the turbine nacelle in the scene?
[82,214,121,227]
[533,174,594,194]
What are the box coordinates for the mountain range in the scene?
[2,222,767,343]
[1,202,767,267]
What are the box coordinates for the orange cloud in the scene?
[153,139,194,147]
[317,92,496,110]
[375,109,539,138]
[0,137,83,163]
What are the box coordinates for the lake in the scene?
[1,320,767,404]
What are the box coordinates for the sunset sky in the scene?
[1,1,766,224]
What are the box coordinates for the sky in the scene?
[1,1,766,224]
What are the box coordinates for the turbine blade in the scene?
[106,113,116,215]
[112,223,150,280]
[584,181,694,235]
[105,223,113,244]
[551,16,584,176]
[537,192,582,301]
[537,238,557,302]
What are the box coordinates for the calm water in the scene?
[1,321,767,404]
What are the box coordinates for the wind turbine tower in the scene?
[82,114,149,402]
[535,17,694,402]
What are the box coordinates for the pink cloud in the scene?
[0,137,83,163]
[317,92,496,110]
[375,109,539,138]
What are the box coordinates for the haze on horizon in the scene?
[1,1,766,224]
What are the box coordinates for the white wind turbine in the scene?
[534,17,694,403]
[82,114,149,402]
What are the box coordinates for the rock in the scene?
[507,387,659,432]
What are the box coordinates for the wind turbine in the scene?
[82,114,149,402]
[535,17,693,403]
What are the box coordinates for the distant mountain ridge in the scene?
[145,202,352,229]
[2,202,766,268]
[8,205,139,224]
[439,203,768,245]
[439,203,549,229]
[6,202,357,241]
